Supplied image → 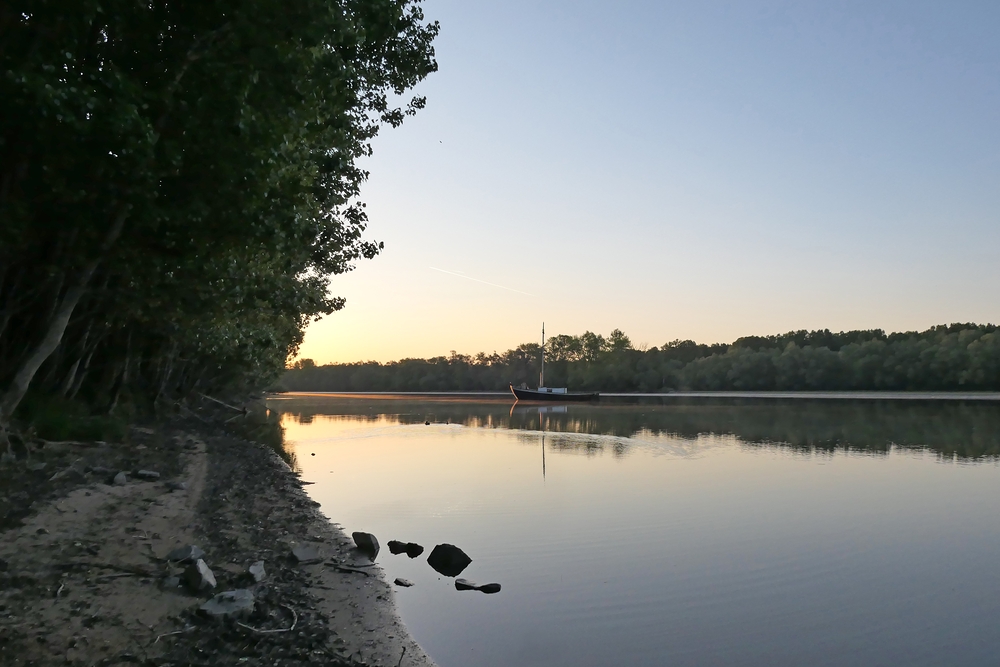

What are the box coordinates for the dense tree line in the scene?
[0,1,438,447]
[281,324,1000,393]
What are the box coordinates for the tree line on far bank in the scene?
[281,323,1000,393]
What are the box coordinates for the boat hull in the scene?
[510,385,599,402]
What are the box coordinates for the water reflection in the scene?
[271,394,1000,459]
[270,395,1000,667]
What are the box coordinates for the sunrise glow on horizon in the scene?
[295,0,1000,365]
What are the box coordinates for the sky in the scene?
[297,0,1000,364]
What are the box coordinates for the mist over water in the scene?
[269,395,1000,667]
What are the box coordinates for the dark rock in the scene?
[166,481,187,492]
[183,559,217,593]
[199,589,255,620]
[160,576,180,590]
[291,544,323,564]
[394,578,414,587]
[455,578,501,594]
[0,558,7,572]
[427,543,472,577]
[26,462,46,472]
[89,466,114,475]
[113,471,128,486]
[388,540,425,558]
[135,470,160,480]
[166,545,205,563]
[248,561,266,582]
[455,578,477,591]
[424,421,430,425]
[352,532,379,559]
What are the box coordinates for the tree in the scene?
[0,0,439,447]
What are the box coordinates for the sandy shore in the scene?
[0,420,435,667]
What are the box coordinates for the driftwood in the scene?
[199,393,247,415]
[236,605,297,634]
[153,626,195,644]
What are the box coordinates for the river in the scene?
[267,394,1000,667]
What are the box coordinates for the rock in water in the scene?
[352,532,380,559]
[427,544,472,577]
[113,471,128,486]
[248,561,266,582]
[184,559,217,593]
[291,544,323,564]
[166,545,205,563]
[455,578,501,594]
[388,540,425,558]
[200,589,255,620]
[394,578,415,587]
[135,470,160,480]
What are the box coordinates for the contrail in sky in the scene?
[429,266,536,297]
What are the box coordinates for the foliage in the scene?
[15,393,128,442]
[281,324,1000,393]
[0,0,438,425]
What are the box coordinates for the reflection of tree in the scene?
[270,396,1000,460]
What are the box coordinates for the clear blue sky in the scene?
[299,0,1000,363]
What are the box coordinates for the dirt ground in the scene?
[0,419,435,667]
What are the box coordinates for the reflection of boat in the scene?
[510,323,599,403]
[509,404,568,416]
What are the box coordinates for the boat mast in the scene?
[540,322,545,388]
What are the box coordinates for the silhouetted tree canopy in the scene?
[0,0,438,432]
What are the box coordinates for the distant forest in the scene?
[280,323,1000,393]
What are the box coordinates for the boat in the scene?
[509,323,599,402]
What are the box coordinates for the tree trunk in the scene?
[107,331,132,414]
[61,320,93,396]
[68,346,97,400]
[0,207,128,423]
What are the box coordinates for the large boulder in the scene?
[352,532,380,559]
[427,544,472,577]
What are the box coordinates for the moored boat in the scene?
[509,385,599,402]
[510,323,600,402]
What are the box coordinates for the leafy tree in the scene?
[0,0,438,446]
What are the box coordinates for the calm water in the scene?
[268,395,1000,667]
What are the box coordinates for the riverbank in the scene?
[0,418,434,667]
